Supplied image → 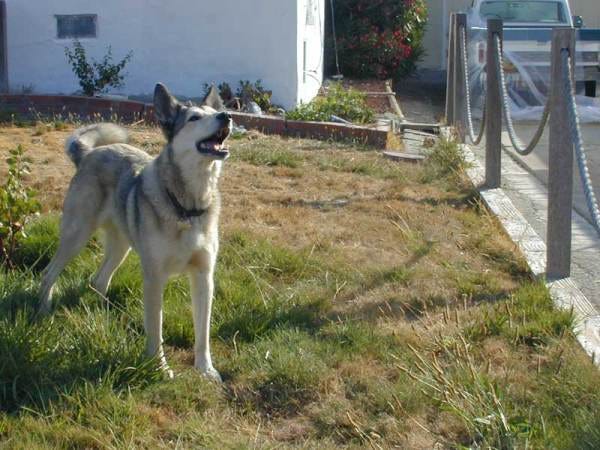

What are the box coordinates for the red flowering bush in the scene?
[330,0,427,79]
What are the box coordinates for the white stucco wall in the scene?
[6,0,324,108]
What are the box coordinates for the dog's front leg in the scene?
[189,264,221,382]
[142,271,173,378]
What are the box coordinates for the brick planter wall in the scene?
[0,95,389,148]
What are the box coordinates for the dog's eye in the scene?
[188,115,201,122]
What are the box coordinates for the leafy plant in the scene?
[65,40,133,96]
[218,82,234,103]
[202,80,273,111]
[285,83,374,123]
[0,146,41,269]
[328,0,428,79]
[236,80,273,112]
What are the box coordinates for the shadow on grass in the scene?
[0,301,162,414]
[0,260,160,414]
[216,297,328,344]
[396,188,480,210]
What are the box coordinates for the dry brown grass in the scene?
[0,122,522,289]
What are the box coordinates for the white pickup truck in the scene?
[468,0,600,97]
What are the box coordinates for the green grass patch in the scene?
[314,153,406,181]
[231,145,303,168]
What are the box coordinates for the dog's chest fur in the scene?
[127,154,222,276]
[169,217,218,273]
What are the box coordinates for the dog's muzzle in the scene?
[196,113,232,159]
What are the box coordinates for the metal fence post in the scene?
[454,13,468,142]
[547,28,576,279]
[485,19,503,188]
[445,13,456,125]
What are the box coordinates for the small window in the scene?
[56,14,97,39]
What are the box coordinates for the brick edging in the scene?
[0,94,390,148]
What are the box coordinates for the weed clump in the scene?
[0,146,41,269]
[421,138,470,186]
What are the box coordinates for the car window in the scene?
[480,1,566,23]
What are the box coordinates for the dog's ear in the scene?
[201,85,225,112]
[154,83,180,138]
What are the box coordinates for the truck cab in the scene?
[471,0,574,27]
[467,0,600,97]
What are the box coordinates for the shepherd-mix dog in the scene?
[39,83,231,381]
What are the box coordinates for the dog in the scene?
[39,83,232,381]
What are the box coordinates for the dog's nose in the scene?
[217,112,232,123]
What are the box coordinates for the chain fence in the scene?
[456,24,600,237]
[493,35,551,156]
[562,49,600,234]
[459,27,486,145]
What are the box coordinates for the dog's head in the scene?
[154,83,232,161]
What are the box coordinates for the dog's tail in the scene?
[65,123,129,167]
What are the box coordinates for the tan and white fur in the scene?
[39,83,232,381]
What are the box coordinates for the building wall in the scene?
[296,0,325,104]
[421,0,471,71]
[420,0,600,71]
[6,0,324,108]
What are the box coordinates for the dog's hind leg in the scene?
[91,224,130,297]
[39,182,101,314]
[39,214,96,313]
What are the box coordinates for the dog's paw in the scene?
[198,366,222,383]
[158,360,174,380]
[160,366,175,380]
[36,303,52,318]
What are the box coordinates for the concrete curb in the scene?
[0,94,390,148]
[450,128,600,365]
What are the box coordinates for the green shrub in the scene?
[236,80,273,112]
[329,0,428,79]
[203,80,274,112]
[65,40,133,96]
[286,83,374,124]
[0,146,41,269]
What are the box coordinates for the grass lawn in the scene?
[0,123,599,449]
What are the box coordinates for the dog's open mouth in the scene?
[196,127,230,158]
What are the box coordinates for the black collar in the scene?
[166,189,207,220]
